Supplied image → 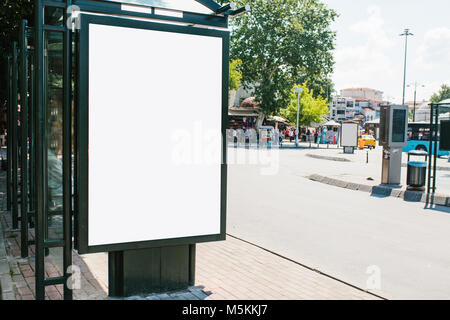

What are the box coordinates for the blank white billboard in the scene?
[341,122,358,147]
[87,23,224,247]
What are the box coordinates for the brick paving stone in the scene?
[17,285,32,296]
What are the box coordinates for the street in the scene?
[227,147,450,299]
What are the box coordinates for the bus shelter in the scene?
[428,100,450,193]
[5,0,247,300]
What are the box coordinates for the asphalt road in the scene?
[227,147,450,299]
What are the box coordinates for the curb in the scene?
[308,174,450,207]
[306,154,350,162]
[306,153,450,172]
[0,212,15,300]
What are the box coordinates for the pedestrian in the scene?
[314,131,318,144]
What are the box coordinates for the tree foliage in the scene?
[228,0,337,115]
[229,59,243,91]
[0,0,33,105]
[280,83,329,127]
[430,84,450,103]
[0,0,33,60]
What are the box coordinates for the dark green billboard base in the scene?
[108,244,195,297]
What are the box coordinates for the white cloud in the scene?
[415,27,450,69]
[348,5,394,49]
[332,5,396,98]
[325,1,450,104]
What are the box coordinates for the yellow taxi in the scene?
[358,134,376,149]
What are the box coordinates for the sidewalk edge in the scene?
[308,174,450,207]
[306,152,450,172]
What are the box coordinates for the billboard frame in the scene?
[340,121,359,148]
[76,13,229,254]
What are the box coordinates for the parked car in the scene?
[358,134,376,149]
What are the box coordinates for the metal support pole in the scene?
[34,0,46,300]
[6,57,12,211]
[427,104,433,194]
[413,87,417,122]
[400,29,413,105]
[294,87,303,147]
[73,29,79,251]
[295,91,300,147]
[12,42,19,230]
[402,35,408,105]
[63,0,73,299]
[20,20,29,258]
[29,51,36,215]
[433,105,438,193]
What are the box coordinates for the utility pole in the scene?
[400,29,413,105]
[408,81,425,122]
[294,87,303,147]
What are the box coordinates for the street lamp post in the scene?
[400,29,413,105]
[295,87,303,147]
[407,82,425,122]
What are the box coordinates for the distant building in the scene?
[230,85,255,108]
[228,97,260,129]
[340,88,387,119]
[340,88,383,101]
[405,100,429,121]
[362,107,376,122]
[328,95,376,124]
[413,101,431,122]
[329,96,355,121]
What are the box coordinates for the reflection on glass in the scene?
[44,7,64,26]
[107,0,212,14]
[45,31,64,240]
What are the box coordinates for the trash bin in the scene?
[407,161,427,188]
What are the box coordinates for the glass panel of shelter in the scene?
[45,30,64,241]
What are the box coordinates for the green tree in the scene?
[280,83,329,127]
[229,0,337,115]
[229,59,243,91]
[430,84,450,103]
[0,0,34,107]
[0,0,33,60]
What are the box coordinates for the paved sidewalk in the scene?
[80,235,381,300]
[0,172,380,300]
[0,205,107,300]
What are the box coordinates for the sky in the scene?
[322,0,450,104]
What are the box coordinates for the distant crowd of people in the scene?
[229,127,338,146]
